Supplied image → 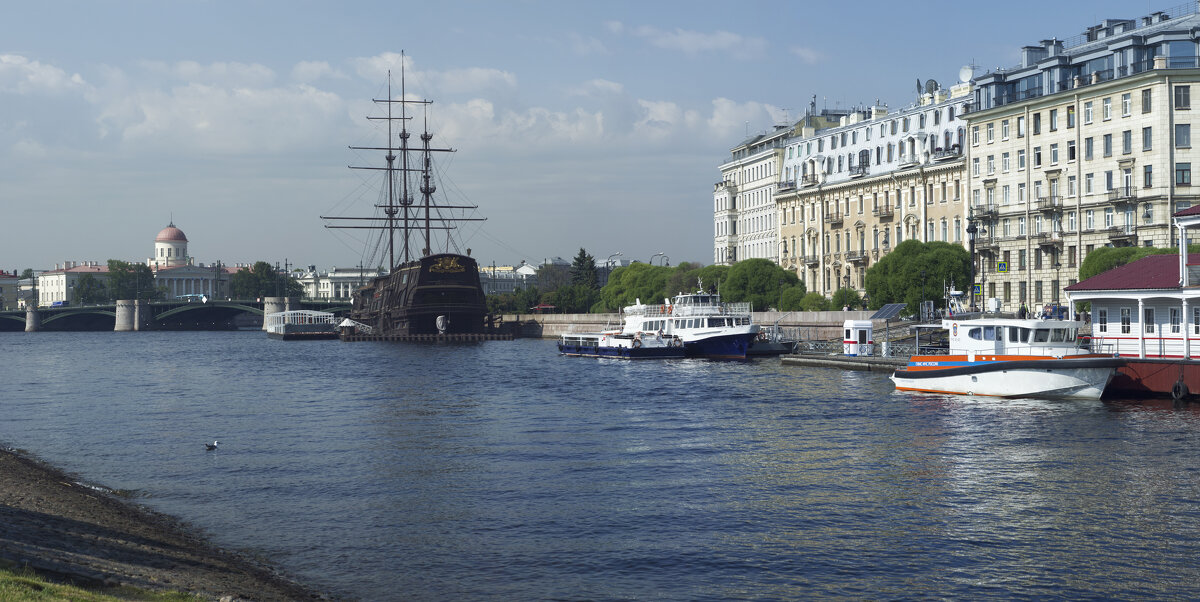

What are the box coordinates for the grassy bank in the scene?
[0,565,197,601]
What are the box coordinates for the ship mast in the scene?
[321,52,486,270]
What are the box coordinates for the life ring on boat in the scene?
[1173,380,1190,402]
[633,338,642,348]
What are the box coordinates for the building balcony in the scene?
[931,146,962,162]
[975,235,1000,253]
[824,211,844,225]
[849,164,869,178]
[1033,232,1064,247]
[845,250,869,264]
[1035,196,1063,212]
[1106,225,1138,243]
[972,202,998,219]
[714,180,736,194]
[1108,188,1137,204]
[801,175,819,187]
[776,179,796,192]
[897,156,920,168]
[802,255,820,267]
[873,205,895,219]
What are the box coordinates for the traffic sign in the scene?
[997,260,1009,273]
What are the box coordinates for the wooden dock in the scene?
[340,332,513,343]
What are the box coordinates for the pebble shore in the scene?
[0,447,327,601]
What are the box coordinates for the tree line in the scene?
[486,242,973,315]
[24,260,302,305]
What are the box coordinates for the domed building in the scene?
[150,222,189,269]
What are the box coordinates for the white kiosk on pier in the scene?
[843,320,874,357]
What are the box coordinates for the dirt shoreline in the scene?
[0,447,329,601]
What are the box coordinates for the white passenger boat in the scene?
[558,329,685,359]
[621,290,760,359]
[890,317,1124,400]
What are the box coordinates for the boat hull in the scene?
[891,358,1125,400]
[683,332,757,360]
[558,342,686,360]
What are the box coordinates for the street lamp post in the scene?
[920,269,927,322]
[606,252,623,286]
[1054,262,1062,314]
[966,210,978,311]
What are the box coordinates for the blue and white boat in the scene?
[622,290,760,360]
[558,328,685,359]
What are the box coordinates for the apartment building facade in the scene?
[965,7,1200,311]
[775,83,972,296]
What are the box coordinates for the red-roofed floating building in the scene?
[1066,204,1200,398]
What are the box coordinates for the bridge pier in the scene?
[24,307,40,332]
[263,297,287,330]
[115,300,139,331]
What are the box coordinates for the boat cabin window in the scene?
[1050,328,1067,343]
[968,326,1000,341]
[1008,327,1031,343]
[1033,329,1050,343]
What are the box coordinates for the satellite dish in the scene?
[958,65,974,83]
[925,79,939,94]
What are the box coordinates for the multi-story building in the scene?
[296,266,380,300]
[776,81,972,295]
[715,108,848,265]
[965,6,1200,311]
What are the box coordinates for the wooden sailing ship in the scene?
[323,56,489,336]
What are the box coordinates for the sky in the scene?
[0,0,1165,272]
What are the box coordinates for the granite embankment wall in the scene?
[501,311,896,340]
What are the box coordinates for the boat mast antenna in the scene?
[385,72,397,271]
[421,104,435,255]
[399,51,413,265]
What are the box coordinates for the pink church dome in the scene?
[155,222,188,243]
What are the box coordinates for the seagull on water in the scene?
[205,440,219,451]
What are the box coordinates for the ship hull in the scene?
[350,253,487,336]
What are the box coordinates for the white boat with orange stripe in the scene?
[891,317,1124,400]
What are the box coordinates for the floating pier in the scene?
[781,355,906,372]
[339,332,513,343]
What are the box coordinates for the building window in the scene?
[987,123,994,143]
[1121,308,1131,334]
[1002,152,1011,172]
[1033,146,1042,168]
[1172,307,1181,334]
[1122,130,1132,155]
[1145,308,1155,334]
[1068,175,1077,196]
[1142,88,1152,113]
[1178,123,1191,148]
[1085,137,1093,160]
[1083,101,1093,124]
[972,126,979,145]
[972,157,980,176]
[1176,85,1191,110]
[1033,112,1041,135]
[1085,173,1094,194]
[1049,108,1058,131]
[1121,93,1131,117]
[1178,162,1192,186]
[1086,209,1094,230]
[1002,119,1010,139]
[1103,134,1113,157]
[1050,144,1059,164]
[987,155,995,174]
[1068,140,1076,161]
[1102,97,1112,120]
[1145,165,1153,188]
[1017,116,1025,137]
[1068,210,1077,230]
[1143,126,1153,151]
[1098,309,1108,333]
[1067,105,1076,128]
[1018,149,1026,170]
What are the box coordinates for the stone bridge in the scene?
[0,298,352,332]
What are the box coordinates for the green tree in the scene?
[777,285,807,311]
[569,248,599,289]
[552,283,600,313]
[230,261,302,298]
[864,240,970,314]
[798,292,830,311]
[831,287,862,310]
[721,258,800,311]
[537,262,570,291]
[106,260,159,300]
[20,268,34,280]
[72,273,107,305]
[601,262,673,309]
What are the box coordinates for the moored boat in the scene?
[558,330,685,359]
[891,317,1124,400]
[266,310,339,340]
[621,290,760,359]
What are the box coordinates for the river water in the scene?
[3,331,1200,599]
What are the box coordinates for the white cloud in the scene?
[568,32,608,56]
[707,97,776,139]
[292,61,344,83]
[566,78,624,97]
[628,26,766,59]
[0,54,87,94]
[791,46,822,65]
[138,60,277,87]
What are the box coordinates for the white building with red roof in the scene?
[149,222,190,269]
[1066,204,1200,358]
